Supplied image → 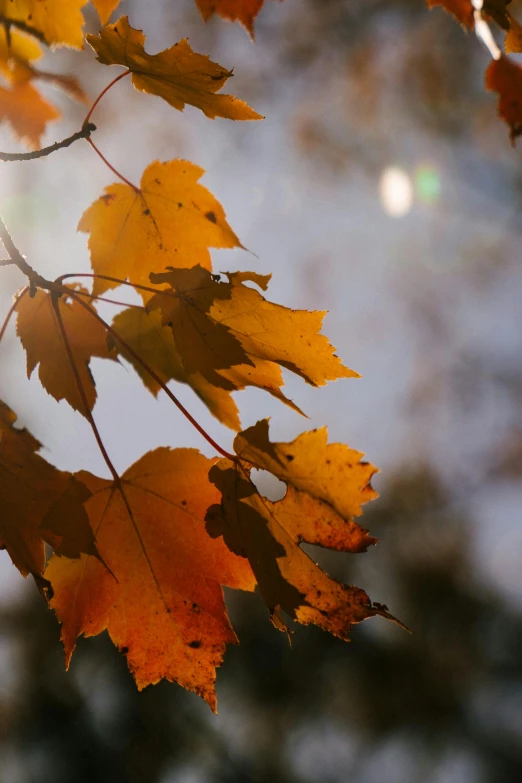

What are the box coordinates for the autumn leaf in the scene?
[91,0,122,25]
[86,16,262,120]
[0,24,87,105]
[148,266,356,398]
[0,82,59,148]
[78,160,241,298]
[0,0,86,48]
[195,0,271,37]
[45,448,256,709]
[206,420,396,639]
[425,0,474,27]
[505,13,522,51]
[486,54,522,143]
[234,419,379,521]
[111,306,242,430]
[0,25,42,84]
[16,288,115,416]
[0,399,97,580]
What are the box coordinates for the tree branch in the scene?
[0,123,96,162]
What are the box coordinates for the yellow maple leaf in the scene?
[90,0,121,25]
[148,266,357,392]
[112,306,242,430]
[86,15,262,120]
[206,421,397,639]
[0,0,86,48]
[46,448,256,709]
[78,159,241,298]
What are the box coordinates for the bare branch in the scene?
[0,123,96,162]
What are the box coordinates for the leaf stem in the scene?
[0,286,29,344]
[72,289,147,310]
[51,291,121,484]
[0,124,96,162]
[83,70,131,126]
[57,272,174,299]
[68,289,237,462]
[85,137,140,192]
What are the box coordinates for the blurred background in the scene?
[1,0,522,780]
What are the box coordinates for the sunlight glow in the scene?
[379,167,413,218]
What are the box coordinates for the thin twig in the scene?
[86,137,140,192]
[84,70,131,126]
[0,214,52,289]
[57,272,174,298]
[0,286,29,344]
[51,291,121,484]
[0,123,96,162]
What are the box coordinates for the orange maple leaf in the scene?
[45,448,256,709]
[195,0,273,37]
[206,420,399,639]
[0,400,97,581]
[486,54,522,143]
[0,82,59,148]
[87,16,263,120]
[16,288,115,415]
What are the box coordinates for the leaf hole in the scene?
[250,469,286,501]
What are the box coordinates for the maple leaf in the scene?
[0,25,42,84]
[86,16,262,120]
[16,288,115,416]
[425,0,474,27]
[195,0,271,37]
[486,54,522,143]
[0,25,87,105]
[147,266,356,400]
[0,399,97,581]
[78,160,241,298]
[206,420,395,639]
[0,82,59,148]
[111,306,242,430]
[45,448,256,709]
[0,0,86,48]
[505,14,522,52]
[91,0,122,25]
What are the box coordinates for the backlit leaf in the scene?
[16,288,115,415]
[45,448,256,709]
[486,54,522,143]
[148,266,356,393]
[0,82,59,148]
[0,400,97,580]
[112,306,242,430]
[78,159,241,298]
[0,0,86,48]
[195,0,269,37]
[206,421,396,639]
[91,0,122,24]
[87,16,263,120]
